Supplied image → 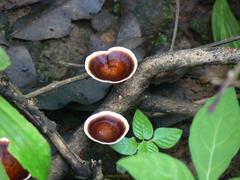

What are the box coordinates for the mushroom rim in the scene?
[0,137,32,180]
[83,111,129,145]
[84,47,138,84]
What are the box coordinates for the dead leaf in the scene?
[3,0,41,9]
[13,8,72,40]
[117,12,141,42]
[12,0,105,40]
[37,78,111,110]
[5,46,37,88]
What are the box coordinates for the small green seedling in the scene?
[116,88,240,180]
[111,109,182,155]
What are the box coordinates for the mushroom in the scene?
[0,137,31,180]
[85,47,138,83]
[84,111,129,145]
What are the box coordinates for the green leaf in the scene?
[0,48,10,71]
[111,137,138,155]
[0,96,51,180]
[189,88,240,180]
[212,0,240,48]
[117,152,194,180]
[133,109,153,140]
[152,128,182,149]
[0,162,9,180]
[137,141,158,153]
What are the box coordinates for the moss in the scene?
[150,32,170,48]
[112,0,121,17]
[36,24,92,80]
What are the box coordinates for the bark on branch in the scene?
[98,47,240,113]
[0,74,91,179]
[140,95,200,117]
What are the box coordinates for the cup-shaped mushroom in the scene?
[0,138,31,180]
[85,47,138,83]
[84,111,129,145]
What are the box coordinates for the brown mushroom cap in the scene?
[84,111,129,145]
[0,138,31,180]
[85,47,138,83]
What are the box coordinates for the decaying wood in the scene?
[50,47,240,179]
[50,127,90,180]
[0,74,91,179]
[98,47,240,113]
[140,95,200,117]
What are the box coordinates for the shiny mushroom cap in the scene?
[85,47,138,83]
[0,137,31,180]
[84,111,129,145]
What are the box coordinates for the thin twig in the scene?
[91,160,104,180]
[170,0,180,51]
[58,61,85,68]
[197,35,240,48]
[24,73,89,98]
[0,74,91,179]
[208,63,240,112]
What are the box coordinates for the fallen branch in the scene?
[98,47,240,113]
[50,127,90,180]
[23,34,240,100]
[0,74,91,179]
[140,95,199,117]
[51,47,240,179]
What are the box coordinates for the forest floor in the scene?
[0,0,239,179]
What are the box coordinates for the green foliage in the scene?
[0,96,51,180]
[133,109,153,140]
[212,0,240,48]
[111,137,138,155]
[152,128,182,149]
[117,152,194,180]
[230,178,240,180]
[112,0,120,16]
[0,47,10,71]
[150,32,169,48]
[189,88,240,180]
[111,109,182,155]
[116,88,240,180]
[137,142,158,154]
[0,162,9,180]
